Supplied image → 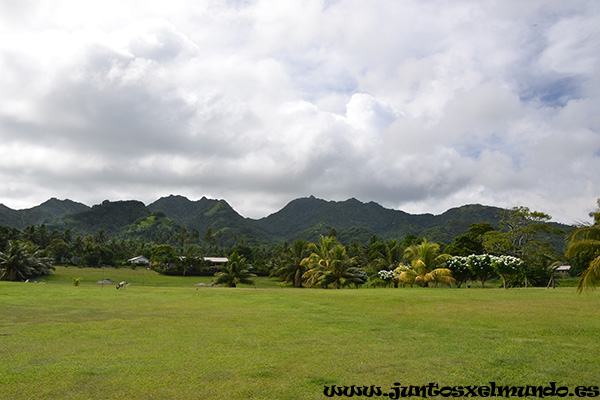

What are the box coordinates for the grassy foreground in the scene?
[1,268,599,399]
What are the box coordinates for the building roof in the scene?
[204,257,229,263]
[128,256,150,263]
[553,265,571,272]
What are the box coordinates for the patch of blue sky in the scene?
[519,75,582,108]
[283,56,358,101]
[322,0,341,11]
[457,133,515,161]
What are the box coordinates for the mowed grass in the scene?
[1,268,599,400]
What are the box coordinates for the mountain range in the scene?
[0,195,573,247]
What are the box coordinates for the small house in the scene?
[128,256,150,265]
[553,265,571,275]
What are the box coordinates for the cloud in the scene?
[0,0,599,225]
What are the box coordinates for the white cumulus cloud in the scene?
[0,0,599,224]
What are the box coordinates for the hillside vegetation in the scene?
[0,195,573,247]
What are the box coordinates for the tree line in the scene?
[2,202,600,291]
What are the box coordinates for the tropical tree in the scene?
[445,256,474,288]
[47,238,71,262]
[150,244,178,272]
[567,233,600,293]
[394,239,455,287]
[367,239,403,287]
[71,235,85,260]
[95,229,107,246]
[483,207,562,271]
[0,240,54,281]
[301,236,367,289]
[445,223,493,256]
[271,239,310,287]
[467,254,496,288]
[213,252,256,287]
[300,235,336,288]
[369,239,402,271]
[176,244,205,275]
[566,200,600,293]
[491,255,525,289]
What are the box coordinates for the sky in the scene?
[0,0,599,224]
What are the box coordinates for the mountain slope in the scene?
[55,200,151,236]
[0,198,89,229]
[0,195,574,247]
[254,196,501,244]
[120,211,184,243]
[148,195,270,245]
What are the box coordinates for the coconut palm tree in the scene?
[367,239,402,287]
[0,240,54,281]
[301,236,367,289]
[213,252,256,287]
[299,236,336,287]
[566,199,600,293]
[394,239,455,287]
[177,244,204,276]
[567,227,600,293]
[271,239,310,287]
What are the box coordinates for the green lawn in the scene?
[1,267,598,399]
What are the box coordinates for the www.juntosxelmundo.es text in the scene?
[323,382,599,398]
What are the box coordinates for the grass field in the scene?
[1,267,599,399]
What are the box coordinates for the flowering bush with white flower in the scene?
[468,254,493,273]
[491,255,525,289]
[377,269,395,281]
[467,254,495,288]
[371,269,398,288]
[446,254,525,288]
[445,256,472,287]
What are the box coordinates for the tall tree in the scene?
[367,239,402,287]
[482,207,561,285]
[150,244,178,270]
[95,229,107,246]
[489,206,558,258]
[271,239,310,288]
[445,223,493,256]
[177,244,205,276]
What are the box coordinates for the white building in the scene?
[128,256,150,264]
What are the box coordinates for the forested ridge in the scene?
[2,195,598,290]
[0,194,573,247]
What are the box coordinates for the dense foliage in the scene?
[2,200,596,290]
[0,196,574,248]
[0,240,54,281]
[213,252,256,287]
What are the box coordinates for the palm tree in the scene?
[0,240,54,281]
[177,244,204,276]
[213,252,256,287]
[566,199,600,293]
[95,229,107,246]
[367,239,402,287]
[300,236,336,288]
[271,239,310,287]
[567,226,600,293]
[301,236,367,289]
[394,239,455,287]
